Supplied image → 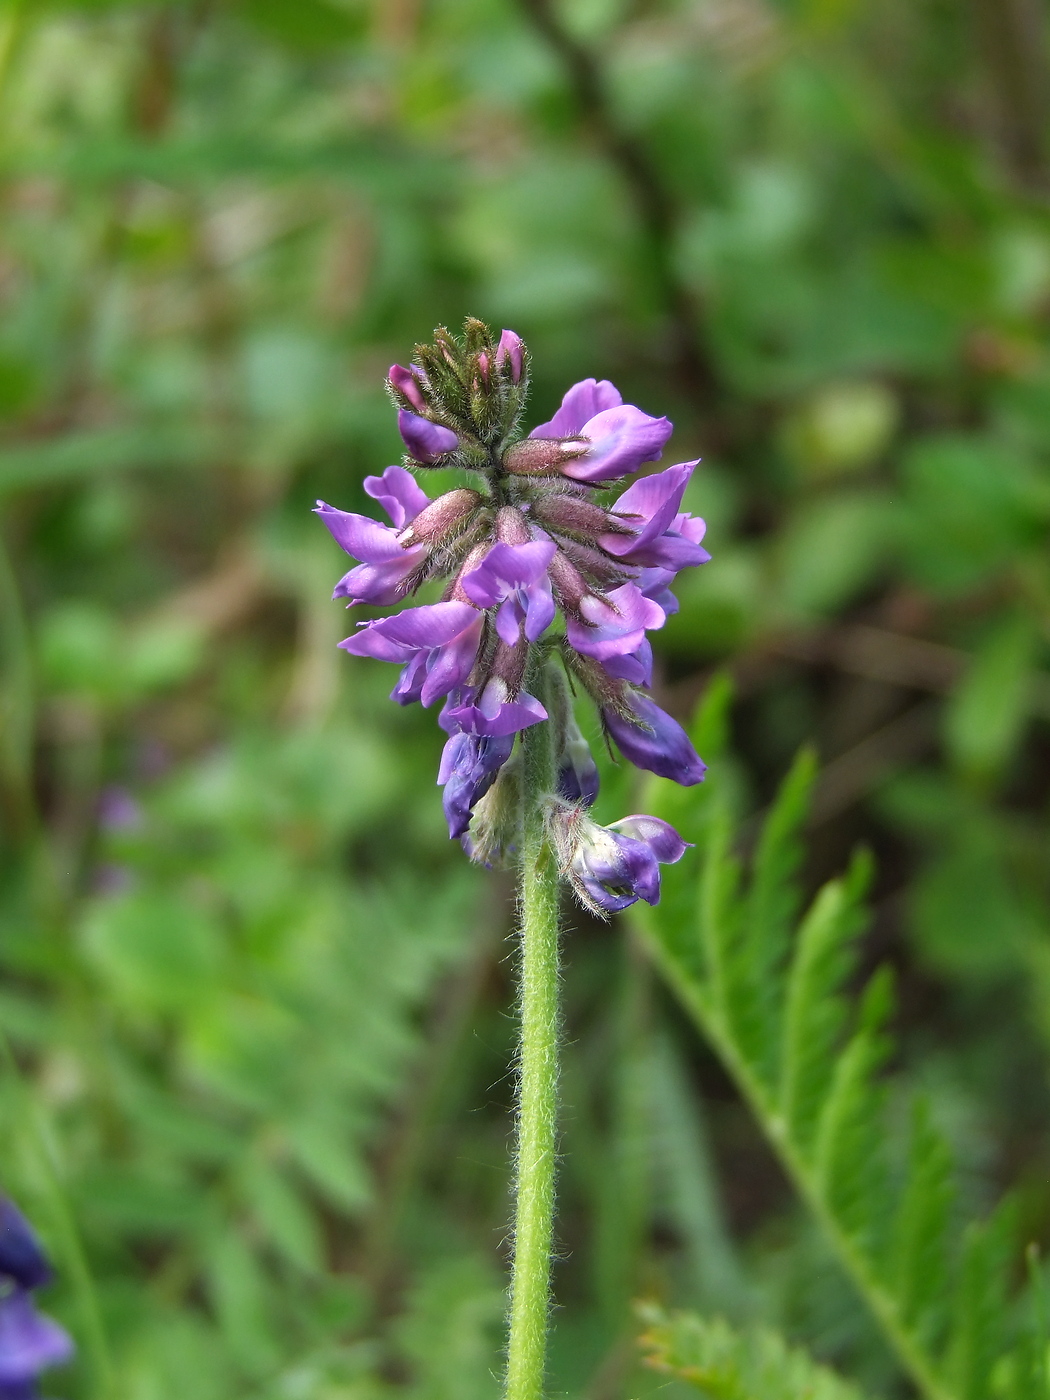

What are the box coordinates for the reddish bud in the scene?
[495,329,524,382]
[503,438,585,476]
[495,506,532,546]
[399,489,481,546]
[388,363,427,412]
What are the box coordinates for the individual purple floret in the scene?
[0,1199,73,1400]
[438,731,515,839]
[550,806,690,915]
[317,319,711,908]
[602,692,708,786]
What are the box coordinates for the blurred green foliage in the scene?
[0,0,1050,1397]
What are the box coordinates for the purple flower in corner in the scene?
[0,1198,73,1400]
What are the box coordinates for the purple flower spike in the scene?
[441,682,548,737]
[530,378,623,438]
[0,1292,73,1389]
[0,1203,51,1292]
[438,731,514,838]
[566,582,666,662]
[461,541,557,645]
[388,363,428,412]
[559,405,673,483]
[342,601,484,707]
[398,409,459,463]
[603,693,707,786]
[553,807,690,915]
[363,465,430,529]
[495,329,525,382]
[315,501,427,606]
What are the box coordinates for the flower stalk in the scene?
[505,666,561,1400]
[316,318,714,1396]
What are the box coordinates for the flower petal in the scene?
[364,465,430,529]
[529,377,623,437]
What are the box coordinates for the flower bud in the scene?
[399,488,482,545]
[495,505,532,545]
[503,438,584,476]
[530,494,618,542]
[398,409,459,463]
[388,363,428,412]
[476,351,490,383]
[495,328,524,381]
[602,692,706,786]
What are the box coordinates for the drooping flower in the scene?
[602,692,708,786]
[317,319,711,906]
[549,806,690,915]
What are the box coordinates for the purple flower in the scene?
[603,692,707,786]
[599,639,653,687]
[440,682,548,738]
[558,405,673,483]
[437,730,515,838]
[388,363,428,412]
[461,542,557,645]
[363,464,430,530]
[565,582,666,663]
[552,808,690,914]
[342,601,484,707]
[315,501,427,606]
[556,728,600,807]
[0,1204,50,1292]
[530,378,624,437]
[495,329,524,382]
[398,410,459,463]
[0,1291,73,1395]
[601,461,710,569]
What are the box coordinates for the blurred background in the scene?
[1,0,1050,1396]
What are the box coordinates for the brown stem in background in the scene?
[517,0,720,409]
[972,0,1049,192]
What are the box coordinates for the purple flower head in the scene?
[0,1291,73,1393]
[603,692,707,786]
[388,363,428,413]
[461,542,557,646]
[441,680,548,738]
[0,1204,50,1293]
[315,501,427,606]
[342,601,484,708]
[601,461,710,569]
[318,320,709,862]
[551,807,690,915]
[437,730,515,839]
[398,410,459,463]
[565,582,666,663]
[363,464,430,530]
[495,329,524,382]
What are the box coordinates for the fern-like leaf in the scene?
[637,1304,869,1400]
[636,751,1049,1400]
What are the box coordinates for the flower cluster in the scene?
[0,1199,73,1400]
[316,320,710,913]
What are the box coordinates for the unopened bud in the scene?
[495,328,524,382]
[495,506,532,546]
[399,489,481,546]
[547,551,590,611]
[503,438,585,476]
[398,409,459,463]
[531,494,617,541]
[476,351,490,383]
[388,363,428,412]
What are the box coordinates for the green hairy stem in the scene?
[505,678,561,1400]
